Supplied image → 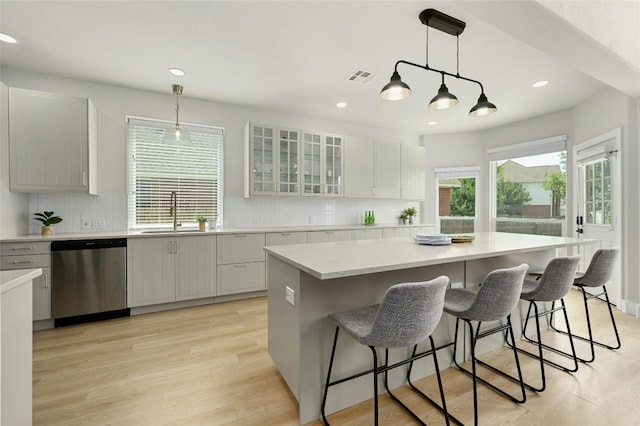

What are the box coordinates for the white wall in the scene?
[572,86,640,305]
[0,68,422,235]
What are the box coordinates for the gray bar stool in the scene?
[550,248,621,363]
[443,263,529,426]
[321,276,450,426]
[512,255,581,392]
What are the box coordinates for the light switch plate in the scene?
[285,286,295,306]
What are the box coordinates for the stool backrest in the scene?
[369,276,448,348]
[575,248,620,287]
[525,256,581,301]
[465,263,529,322]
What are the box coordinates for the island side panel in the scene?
[267,254,301,400]
[296,263,463,425]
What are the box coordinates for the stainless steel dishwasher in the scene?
[51,238,128,326]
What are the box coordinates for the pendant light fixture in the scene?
[380,8,497,117]
[163,84,192,145]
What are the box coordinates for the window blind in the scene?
[487,135,567,161]
[434,166,480,179]
[127,117,224,229]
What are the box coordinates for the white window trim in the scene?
[126,116,224,230]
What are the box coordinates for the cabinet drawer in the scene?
[1,254,51,270]
[352,228,384,240]
[216,262,265,296]
[266,232,308,246]
[1,241,50,256]
[382,227,412,239]
[307,230,352,243]
[217,233,266,264]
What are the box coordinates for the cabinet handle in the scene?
[372,186,376,195]
[235,264,248,268]
[235,234,247,238]
[44,272,49,288]
[280,233,292,236]
[325,231,334,235]
[175,240,180,254]
[82,171,87,187]
[11,246,35,251]
[168,241,174,254]
[12,260,36,264]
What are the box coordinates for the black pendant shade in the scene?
[380,71,412,101]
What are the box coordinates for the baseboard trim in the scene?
[619,299,640,318]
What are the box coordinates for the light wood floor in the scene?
[33,289,640,426]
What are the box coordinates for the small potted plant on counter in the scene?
[34,211,63,236]
[401,207,417,224]
[197,216,208,231]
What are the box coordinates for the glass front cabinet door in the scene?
[277,128,300,195]
[250,124,276,195]
[301,132,343,197]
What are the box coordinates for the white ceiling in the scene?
[1,1,634,136]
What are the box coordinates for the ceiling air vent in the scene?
[347,70,376,84]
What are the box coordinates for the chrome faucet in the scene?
[169,191,181,231]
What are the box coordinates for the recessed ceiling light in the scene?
[336,102,347,108]
[0,32,17,44]
[169,68,185,77]
[428,121,437,126]
[532,80,549,88]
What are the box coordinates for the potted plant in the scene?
[34,211,63,236]
[399,211,409,225]
[402,207,417,224]
[196,216,208,231]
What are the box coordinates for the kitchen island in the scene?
[0,268,42,426]
[264,232,595,424]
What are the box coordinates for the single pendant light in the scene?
[163,84,192,145]
[380,71,412,101]
[429,73,459,110]
[469,93,497,117]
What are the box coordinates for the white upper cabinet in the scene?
[245,123,300,196]
[8,87,98,194]
[400,144,426,200]
[345,139,402,198]
[301,131,344,197]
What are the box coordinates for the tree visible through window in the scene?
[127,118,224,229]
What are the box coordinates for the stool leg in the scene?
[321,326,340,426]
[467,319,480,426]
[600,286,622,350]
[369,346,379,426]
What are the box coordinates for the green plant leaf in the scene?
[46,217,63,225]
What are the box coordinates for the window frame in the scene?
[126,116,224,230]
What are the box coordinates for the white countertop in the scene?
[0,269,43,294]
[0,223,434,243]
[264,232,597,280]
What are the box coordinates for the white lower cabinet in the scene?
[1,242,51,320]
[217,262,265,296]
[382,227,412,239]
[128,235,216,307]
[216,233,266,295]
[352,228,383,240]
[266,232,308,246]
[307,230,352,243]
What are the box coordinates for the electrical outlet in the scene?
[81,218,91,230]
[96,218,105,230]
[285,286,295,306]
[91,218,98,229]
[308,216,315,224]
[451,282,464,289]
[252,217,258,225]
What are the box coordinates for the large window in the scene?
[488,136,567,236]
[127,117,224,229]
[435,167,479,234]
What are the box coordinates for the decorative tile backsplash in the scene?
[27,193,420,234]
